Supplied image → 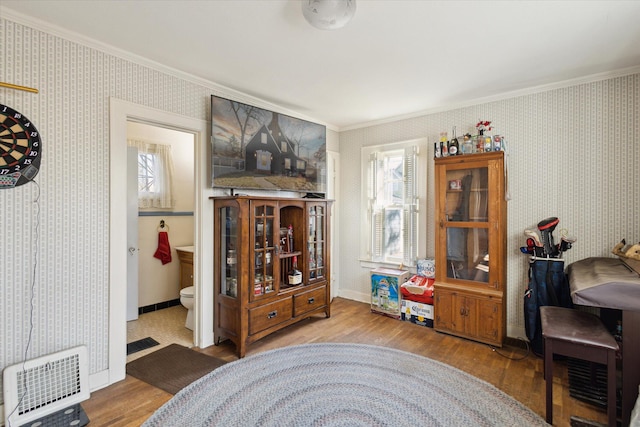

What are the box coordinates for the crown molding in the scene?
[0,6,338,132]
[340,65,640,132]
[3,6,638,134]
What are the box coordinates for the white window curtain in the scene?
[127,139,176,209]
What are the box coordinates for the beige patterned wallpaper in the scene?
[338,73,640,338]
[0,18,208,393]
[0,15,337,402]
[1,11,638,404]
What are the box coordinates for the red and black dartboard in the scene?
[0,104,42,188]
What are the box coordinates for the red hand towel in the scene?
[154,231,172,265]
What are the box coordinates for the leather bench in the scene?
[540,306,619,426]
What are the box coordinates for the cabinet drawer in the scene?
[293,286,326,317]
[249,298,292,335]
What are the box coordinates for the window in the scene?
[128,139,175,209]
[361,140,424,266]
[138,153,156,192]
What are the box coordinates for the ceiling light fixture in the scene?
[302,0,356,30]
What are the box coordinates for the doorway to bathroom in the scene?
[109,98,213,382]
[125,121,196,361]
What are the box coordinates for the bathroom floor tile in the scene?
[126,305,193,363]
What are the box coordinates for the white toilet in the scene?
[180,286,194,330]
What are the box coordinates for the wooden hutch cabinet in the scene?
[212,196,332,357]
[433,152,506,347]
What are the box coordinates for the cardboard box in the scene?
[417,258,435,278]
[371,268,410,319]
[400,275,434,304]
[409,314,433,328]
[401,300,434,328]
[401,299,410,321]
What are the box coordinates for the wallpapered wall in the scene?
[0,15,338,402]
[0,18,204,396]
[338,73,640,337]
[1,11,638,404]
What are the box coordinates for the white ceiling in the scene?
[3,0,640,130]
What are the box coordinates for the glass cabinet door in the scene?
[220,206,239,298]
[443,165,490,283]
[251,202,277,300]
[307,203,326,282]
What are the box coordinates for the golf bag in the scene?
[523,258,572,356]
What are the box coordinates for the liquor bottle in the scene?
[441,141,448,157]
[287,224,294,252]
[440,132,449,157]
[448,140,458,155]
[288,256,302,286]
[614,320,622,342]
[226,247,236,265]
[449,126,460,155]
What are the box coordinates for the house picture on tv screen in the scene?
[211,95,327,194]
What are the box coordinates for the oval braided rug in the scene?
[143,343,547,426]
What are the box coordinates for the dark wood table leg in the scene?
[622,310,640,426]
[545,338,554,424]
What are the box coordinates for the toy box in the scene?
[401,300,434,327]
[371,267,410,319]
[417,258,435,278]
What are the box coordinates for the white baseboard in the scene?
[89,369,113,393]
[336,289,369,304]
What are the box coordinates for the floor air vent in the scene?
[3,346,90,427]
[567,357,621,414]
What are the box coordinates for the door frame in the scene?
[126,146,139,321]
[327,151,339,301]
[108,98,212,384]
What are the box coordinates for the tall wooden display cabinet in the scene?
[212,196,332,357]
[433,152,506,347]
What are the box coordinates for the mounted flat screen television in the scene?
[211,95,327,194]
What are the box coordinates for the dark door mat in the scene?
[126,343,228,394]
[127,337,160,355]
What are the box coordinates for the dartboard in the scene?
[0,104,42,188]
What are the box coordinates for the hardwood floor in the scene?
[83,297,609,426]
